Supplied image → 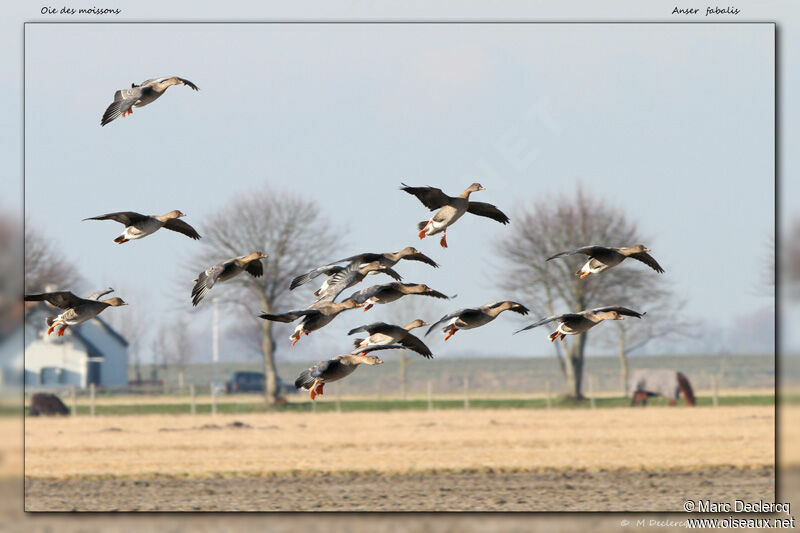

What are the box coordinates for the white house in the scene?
[20,304,129,388]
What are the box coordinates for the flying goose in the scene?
[348,282,450,311]
[24,288,127,336]
[426,301,529,341]
[547,245,664,279]
[290,247,439,291]
[295,344,405,400]
[311,261,402,303]
[515,306,646,342]
[401,183,509,248]
[84,210,200,243]
[101,77,199,126]
[258,297,361,346]
[191,252,268,306]
[348,319,432,358]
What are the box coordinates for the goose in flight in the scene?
[401,183,509,248]
[426,301,529,341]
[290,247,438,292]
[515,306,646,342]
[84,210,200,243]
[348,282,450,312]
[101,76,199,126]
[191,252,268,306]
[295,345,405,400]
[547,245,664,279]
[348,319,432,358]
[259,298,361,346]
[24,288,127,336]
[310,261,402,303]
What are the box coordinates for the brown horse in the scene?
[629,369,695,406]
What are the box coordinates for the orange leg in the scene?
[560,333,566,341]
[57,325,68,337]
[444,325,458,341]
[47,325,56,336]
[418,220,431,239]
[548,331,559,342]
[579,272,590,279]
[316,383,325,397]
[291,331,301,347]
[309,379,320,400]
[440,229,448,248]
[363,304,373,312]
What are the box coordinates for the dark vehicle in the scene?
[224,371,296,394]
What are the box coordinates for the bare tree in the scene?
[0,213,23,336]
[187,185,342,405]
[495,186,668,399]
[24,221,82,293]
[598,278,695,394]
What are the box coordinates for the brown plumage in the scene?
[401,182,509,248]
[547,244,664,279]
[84,210,200,243]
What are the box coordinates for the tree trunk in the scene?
[562,333,587,399]
[399,351,408,400]
[260,317,281,405]
[618,335,629,397]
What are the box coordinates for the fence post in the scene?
[89,383,96,417]
[190,384,196,415]
[711,374,719,407]
[427,380,433,412]
[210,381,217,416]
[589,376,596,409]
[71,386,77,416]
[463,376,470,410]
[546,380,552,410]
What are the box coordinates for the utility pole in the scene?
[212,299,220,390]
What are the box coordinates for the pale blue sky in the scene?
[0,1,780,356]
[10,13,778,361]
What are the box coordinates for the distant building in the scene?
[17,304,129,388]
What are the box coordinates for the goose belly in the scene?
[125,219,162,240]
[559,319,594,335]
[366,332,397,345]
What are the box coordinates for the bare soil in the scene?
[24,467,774,511]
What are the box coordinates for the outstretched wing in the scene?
[83,211,149,226]
[347,284,385,305]
[466,202,510,225]
[347,322,390,336]
[546,246,609,261]
[290,263,347,290]
[24,291,85,309]
[352,344,407,355]
[244,259,264,278]
[513,313,581,334]
[402,251,439,268]
[258,309,319,323]
[591,306,645,318]
[425,308,472,337]
[191,262,233,306]
[628,252,665,274]
[399,333,433,359]
[489,301,530,315]
[86,288,114,301]
[101,86,144,126]
[400,183,452,211]
[163,218,201,240]
[173,77,199,90]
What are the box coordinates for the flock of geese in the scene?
[24,75,666,401]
